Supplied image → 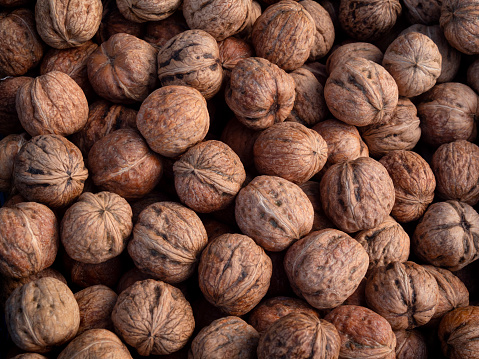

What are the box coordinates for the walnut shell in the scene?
[0,76,32,135]
[326,42,383,74]
[299,181,335,231]
[117,0,181,23]
[143,12,189,50]
[11,355,48,359]
[96,4,146,43]
[0,133,28,192]
[218,36,254,80]
[402,0,441,24]
[70,255,124,288]
[116,267,155,294]
[394,329,428,359]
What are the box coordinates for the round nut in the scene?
[0,133,28,192]
[117,0,181,23]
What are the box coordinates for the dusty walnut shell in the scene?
[299,181,335,231]
[394,329,428,359]
[0,133,28,192]
[117,0,181,23]
[326,42,384,74]
[0,76,32,135]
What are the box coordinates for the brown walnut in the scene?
[0,76,32,135]
[69,255,124,289]
[220,118,261,169]
[326,42,383,74]
[394,329,428,359]
[218,36,254,81]
[467,58,479,94]
[143,12,189,50]
[117,0,181,23]
[0,133,28,192]
[11,355,48,359]
[299,181,335,231]
[402,0,441,24]
[96,4,146,43]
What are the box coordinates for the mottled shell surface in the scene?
[117,0,181,23]
[394,329,428,359]
[326,42,383,74]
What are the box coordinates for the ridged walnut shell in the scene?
[117,0,181,23]
[218,37,254,80]
[394,329,428,359]
[0,133,28,192]
[143,12,188,49]
[96,4,146,44]
[0,76,32,135]
[299,181,335,231]
[326,42,383,74]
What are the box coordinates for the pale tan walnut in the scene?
[189,316,259,359]
[257,312,341,359]
[319,157,395,233]
[16,71,89,137]
[382,32,442,98]
[117,0,181,23]
[137,86,209,158]
[225,57,295,131]
[112,279,195,356]
[198,233,272,315]
[183,0,251,41]
[0,133,28,192]
[58,329,132,359]
[299,181,335,231]
[324,57,399,127]
[157,29,223,100]
[252,1,315,71]
[365,261,439,330]
[326,42,383,74]
[0,76,32,135]
[359,97,421,158]
[128,201,208,284]
[70,255,124,288]
[5,277,80,352]
[143,12,189,50]
[13,135,88,208]
[88,33,158,104]
[96,4,146,44]
[235,175,314,252]
[173,140,246,213]
[412,200,479,271]
[35,0,102,49]
[88,129,163,200]
[0,9,44,77]
[402,0,441,24]
[74,285,118,335]
[394,329,428,359]
[218,36,254,80]
[355,216,410,275]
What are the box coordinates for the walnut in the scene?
[412,200,479,271]
[5,277,80,352]
[0,76,32,135]
[343,277,367,307]
[218,36,254,80]
[70,255,124,288]
[302,61,329,86]
[88,33,158,103]
[402,0,441,24]
[299,181,335,231]
[116,267,155,294]
[13,135,88,208]
[468,58,479,94]
[325,305,396,359]
[236,0,262,41]
[112,279,195,356]
[0,133,28,192]
[220,118,261,169]
[88,129,163,200]
[11,355,48,359]
[324,57,399,127]
[235,175,314,252]
[365,261,439,330]
[0,9,43,77]
[0,0,30,6]
[320,157,395,233]
[326,42,383,74]
[117,0,181,23]
[157,29,223,100]
[143,12,189,50]
[35,0,102,49]
[96,4,145,43]
[202,218,233,241]
[137,86,209,158]
[128,190,171,223]
[198,233,272,315]
[16,71,89,137]
[252,1,315,71]
[394,329,428,359]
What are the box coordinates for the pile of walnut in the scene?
[2,0,479,358]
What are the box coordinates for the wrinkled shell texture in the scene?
[220,118,261,169]
[112,279,195,356]
[117,0,181,23]
[252,1,315,71]
[0,202,58,279]
[320,156,395,233]
[96,5,146,44]
[324,57,399,127]
[235,175,314,252]
[35,0,102,49]
[5,277,80,352]
[189,316,259,359]
[284,228,369,309]
[144,12,189,49]
[402,0,441,24]
[0,76,32,135]
[413,200,479,271]
[257,312,341,359]
[157,29,223,100]
[394,329,428,359]
[88,129,163,200]
[326,42,383,74]
[128,201,208,283]
[218,37,254,75]
[173,140,245,213]
[299,181,335,231]
[225,57,295,130]
[325,305,396,359]
[0,133,28,192]
[366,261,439,330]
[13,134,88,208]
[198,233,272,316]
[137,85,209,158]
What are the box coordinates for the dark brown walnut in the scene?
[285,229,369,309]
[143,12,189,49]
[0,133,28,192]
[88,129,163,200]
[173,140,245,213]
[58,329,132,359]
[117,0,181,23]
[226,57,295,130]
[257,312,341,359]
[96,4,145,44]
[355,216,410,275]
[128,190,171,223]
[325,305,396,359]
[252,1,315,71]
[13,135,88,208]
[0,9,43,77]
[324,57,399,127]
[236,0,262,41]
[360,97,421,158]
[202,218,233,241]
[326,42,383,74]
[402,0,441,24]
[438,306,479,359]
[365,261,439,330]
[0,0,30,6]
[116,267,155,294]
[88,33,158,103]
[128,201,208,284]
[379,150,436,223]
[3,193,26,208]
[218,36,254,80]
[112,279,195,356]
[17,71,89,137]
[11,355,49,359]
[418,83,478,147]
[468,58,479,94]
[302,61,329,86]
[412,200,479,271]
[189,316,259,359]
[198,233,272,315]
[394,329,428,359]
[343,277,367,307]
[0,76,32,135]
[5,277,80,352]
[137,86,209,158]
[35,0,102,49]
[157,29,223,100]
[74,285,118,335]
[320,157,395,233]
[299,181,335,231]
[235,175,314,251]
[70,255,124,288]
